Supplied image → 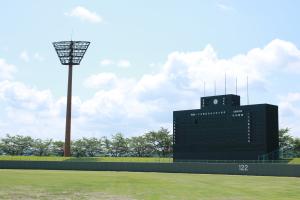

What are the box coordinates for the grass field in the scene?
[0,169,299,200]
[0,156,300,164]
[288,158,300,164]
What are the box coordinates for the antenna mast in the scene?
[236,77,238,95]
[225,73,227,95]
[247,76,249,105]
[214,81,216,95]
[204,81,206,97]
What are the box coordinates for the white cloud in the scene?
[20,51,44,62]
[0,81,53,111]
[100,59,114,66]
[33,53,44,61]
[65,6,103,23]
[82,39,300,137]
[0,58,16,80]
[117,60,131,68]
[20,51,30,62]
[84,73,117,89]
[1,39,300,139]
[217,3,234,11]
[278,93,300,136]
[100,59,131,68]
[149,63,156,67]
[0,80,66,139]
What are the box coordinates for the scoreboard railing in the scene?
[258,148,300,160]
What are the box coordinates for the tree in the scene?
[0,127,175,157]
[32,139,52,156]
[110,133,129,157]
[83,137,102,157]
[101,136,112,156]
[71,137,102,157]
[279,128,295,150]
[294,138,300,152]
[0,142,4,155]
[145,128,173,157]
[0,134,34,155]
[72,139,86,157]
[129,136,151,157]
[51,141,64,156]
[278,128,300,157]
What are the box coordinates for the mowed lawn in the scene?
[0,169,299,200]
[0,156,300,164]
[289,158,300,164]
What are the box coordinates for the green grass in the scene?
[0,155,172,163]
[1,156,300,164]
[289,158,300,164]
[0,169,299,200]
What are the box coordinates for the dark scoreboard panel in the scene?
[173,94,279,161]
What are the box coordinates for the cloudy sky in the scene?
[1,0,300,139]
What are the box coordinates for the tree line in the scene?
[0,127,299,158]
[279,128,300,152]
[0,128,173,157]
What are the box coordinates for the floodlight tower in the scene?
[53,41,90,157]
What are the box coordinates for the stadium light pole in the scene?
[53,41,90,157]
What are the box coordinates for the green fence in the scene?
[0,160,299,177]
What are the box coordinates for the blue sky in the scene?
[1,0,300,139]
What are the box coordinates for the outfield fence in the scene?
[0,160,299,177]
[173,159,291,164]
